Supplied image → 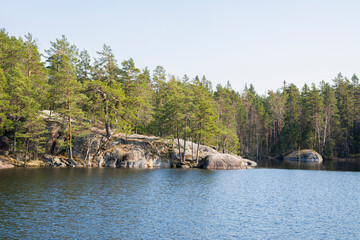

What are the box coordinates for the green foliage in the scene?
[1,28,360,162]
[46,35,87,159]
[213,84,239,153]
[0,68,10,132]
[77,49,92,83]
[282,83,301,151]
[191,76,217,144]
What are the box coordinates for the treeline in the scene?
[0,29,359,161]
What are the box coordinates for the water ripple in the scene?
[0,168,359,239]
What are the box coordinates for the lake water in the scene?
[257,158,360,171]
[0,167,359,239]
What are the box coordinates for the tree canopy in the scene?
[1,29,360,161]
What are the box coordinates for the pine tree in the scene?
[134,67,154,134]
[77,49,92,83]
[89,44,127,138]
[191,76,217,163]
[21,33,49,109]
[46,36,87,161]
[213,83,238,154]
[164,76,186,160]
[151,66,167,137]
[0,29,23,72]
[120,58,144,133]
[0,69,10,133]
[6,67,39,154]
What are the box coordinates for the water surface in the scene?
[257,158,360,171]
[0,168,359,239]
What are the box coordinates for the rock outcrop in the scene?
[0,160,14,169]
[284,149,323,163]
[41,133,256,170]
[1,116,256,170]
[44,154,82,167]
[201,154,257,169]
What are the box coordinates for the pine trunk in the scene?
[105,121,112,139]
[196,134,201,165]
[277,120,283,157]
[68,96,73,161]
[223,138,226,154]
[322,116,328,155]
[69,114,73,160]
[191,136,194,161]
[176,125,181,161]
[13,126,17,154]
[24,138,30,167]
[183,117,187,162]
[103,93,111,139]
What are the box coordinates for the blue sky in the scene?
[1,0,360,94]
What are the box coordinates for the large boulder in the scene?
[44,154,65,167]
[202,154,257,170]
[284,149,323,163]
[151,156,170,168]
[120,148,147,168]
[72,134,103,160]
[104,148,122,168]
[44,154,80,167]
[171,139,220,162]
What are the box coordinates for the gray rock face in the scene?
[284,149,323,163]
[152,156,170,168]
[173,139,219,154]
[44,154,81,167]
[120,148,147,168]
[104,152,117,168]
[202,154,257,170]
[39,121,255,170]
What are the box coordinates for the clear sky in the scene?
[1,0,360,94]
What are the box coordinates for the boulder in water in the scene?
[284,149,323,163]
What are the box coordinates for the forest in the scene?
[0,29,359,161]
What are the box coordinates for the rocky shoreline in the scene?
[0,132,257,170]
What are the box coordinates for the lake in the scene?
[0,167,359,239]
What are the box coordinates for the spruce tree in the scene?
[282,83,301,152]
[319,81,338,157]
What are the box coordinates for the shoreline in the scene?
[2,155,359,170]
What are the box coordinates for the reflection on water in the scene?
[257,158,360,171]
[0,168,359,239]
